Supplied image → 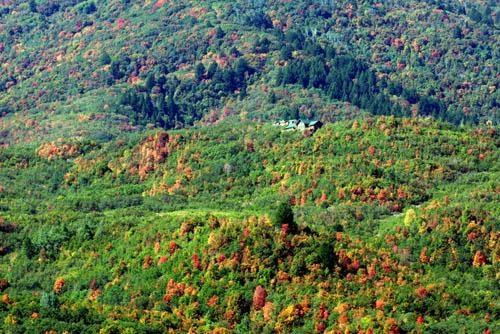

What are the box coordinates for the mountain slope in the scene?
[0,0,498,126]
[0,118,498,333]
[0,1,499,333]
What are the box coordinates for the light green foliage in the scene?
[403,208,417,227]
[0,117,498,332]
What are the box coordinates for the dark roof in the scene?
[277,119,322,129]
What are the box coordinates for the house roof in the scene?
[277,119,323,129]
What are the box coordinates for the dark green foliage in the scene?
[195,63,205,82]
[80,1,96,14]
[244,10,273,29]
[420,96,445,117]
[145,73,156,91]
[29,0,37,13]
[0,0,496,127]
[116,56,254,128]
[99,51,111,66]
[452,26,463,39]
[277,48,414,119]
[273,200,294,227]
[40,292,58,311]
[215,26,225,39]
[316,240,337,270]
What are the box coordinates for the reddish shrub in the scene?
[157,256,168,265]
[375,299,385,310]
[142,255,153,269]
[169,241,178,255]
[192,253,201,270]
[317,304,329,320]
[281,223,290,237]
[419,247,430,264]
[0,279,9,292]
[163,279,186,303]
[37,142,80,160]
[473,251,487,267]
[252,286,267,310]
[246,140,255,152]
[368,146,376,156]
[2,294,10,304]
[316,322,326,333]
[207,295,218,307]
[53,278,65,294]
[416,286,428,299]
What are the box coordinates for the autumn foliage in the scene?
[37,141,80,160]
[252,286,267,311]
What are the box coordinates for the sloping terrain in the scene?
[0,0,498,126]
[0,1,499,333]
[0,118,498,333]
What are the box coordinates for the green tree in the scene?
[453,26,463,39]
[207,62,218,79]
[145,73,156,91]
[215,27,225,39]
[280,45,293,60]
[195,63,205,82]
[273,200,297,233]
[29,0,37,12]
[110,60,122,80]
[99,51,112,65]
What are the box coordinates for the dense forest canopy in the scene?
[0,0,498,127]
[0,1,498,333]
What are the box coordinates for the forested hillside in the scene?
[0,0,498,127]
[0,1,499,333]
[0,117,498,333]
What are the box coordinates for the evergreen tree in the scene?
[83,1,97,14]
[207,62,218,79]
[23,238,37,259]
[157,75,167,93]
[309,59,327,88]
[453,26,463,39]
[99,51,112,65]
[145,73,156,91]
[215,27,225,39]
[469,7,483,22]
[273,200,295,231]
[222,69,237,92]
[195,63,206,82]
[275,68,284,86]
[280,45,293,60]
[165,94,178,127]
[234,58,251,81]
[482,6,493,25]
[29,0,37,12]
[268,91,277,104]
[285,30,305,50]
[110,60,122,80]
[239,84,247,100]
[282,63,297,84]
[230,47,240,57]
